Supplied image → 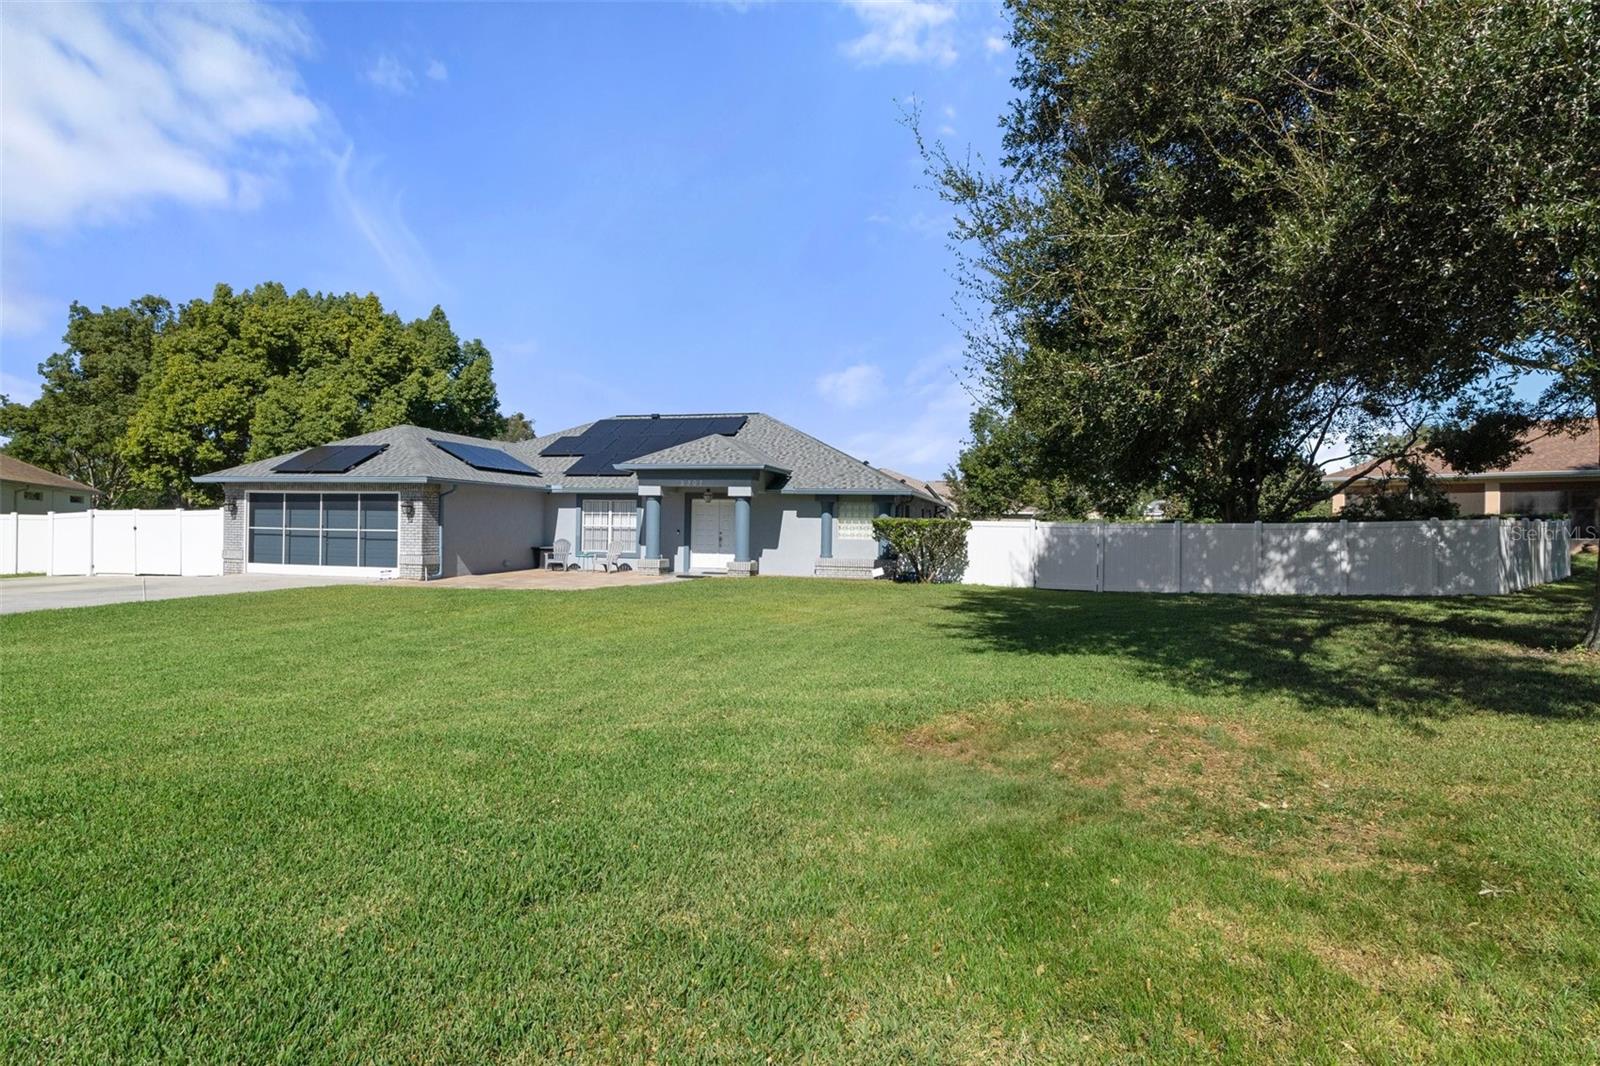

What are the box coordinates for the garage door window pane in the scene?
[286,529,320,564]
[361,531,397,567]
[323,530,359,566]
[324,494,359,529]
[249,529,283,563]
[251,494,284,528]
[362,495,397,531]
[286,494,321,529]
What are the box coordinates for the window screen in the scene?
[248,492,401,567]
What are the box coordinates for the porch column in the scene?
[643,495,661,558]
[819,496,835,558]
[733,494,751,562]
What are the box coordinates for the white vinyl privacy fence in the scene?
[0,509,224,577]
[963,518,1571,596]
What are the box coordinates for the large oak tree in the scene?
[937,0,1598,646]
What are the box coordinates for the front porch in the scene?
[631,479,893,578]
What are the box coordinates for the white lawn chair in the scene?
[598,539,632,572]
[546,538,576,571]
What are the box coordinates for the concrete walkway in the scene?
[0,573,376,615]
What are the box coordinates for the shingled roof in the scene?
[1324,418,1600,483]
[194,425,547,489]
[194,413,945,503]
[0,454,99,495]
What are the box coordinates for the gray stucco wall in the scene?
[440,484,543,576]
[752,493,819,576]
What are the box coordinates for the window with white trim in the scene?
[581,498,639,553]
[248,492,398,567]
[836,498,874,540]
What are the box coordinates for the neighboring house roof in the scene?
[878,469,953,510]
[1324,419,1600,485]
[194,413,945,503]
[0,454,99,495]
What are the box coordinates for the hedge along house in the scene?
[194,413,948,580]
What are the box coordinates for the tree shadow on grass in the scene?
[937,558,1600,721]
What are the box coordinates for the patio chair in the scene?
[598,539,633,573]
[545,538,575,572]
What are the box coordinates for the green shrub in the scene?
[872,517,972,583]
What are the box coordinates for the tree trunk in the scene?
[1586,381,1600,652]
[1585,494,1600,652]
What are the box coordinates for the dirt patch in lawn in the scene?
[901,711,1007,769]
[902,703,1417,880]
[1175,902,1453,992]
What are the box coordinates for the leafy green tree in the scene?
[123,284,504,503]
[936,0,1598,645]
[948,407,1112,519]
[930,0,1536,525]
[1353,0,1598,646]
[0,297,171,506]
[497,412,536,442]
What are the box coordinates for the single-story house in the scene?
[194,412,950,579]
[1326,418,1598,537]
[0,455,99,514]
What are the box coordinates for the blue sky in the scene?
[1,1,1017,479]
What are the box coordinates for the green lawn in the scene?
[3,560,1597,1062]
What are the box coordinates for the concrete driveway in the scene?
[0,573,378,615]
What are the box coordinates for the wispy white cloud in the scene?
[816,363,885,409]
[0,2,320,230]
[843,351,975,476]
[840,1,958,67]
[984,32,1009,55]
[366,52,450,93]
[365,52,415,94]
[330,146,445,306]
[862,209,948,240]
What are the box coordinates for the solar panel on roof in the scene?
[428,438,540,476]
[544,416,749,476]
[272,444,388,474]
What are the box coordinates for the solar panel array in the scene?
[541,416,748,476]
[428,438,541,476]
[272,444,389,474]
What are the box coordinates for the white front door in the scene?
[689,498,736,570]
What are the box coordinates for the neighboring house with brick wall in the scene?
[0,455,98,515]
[194,413,948,580]
[1325,418,1600,538]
